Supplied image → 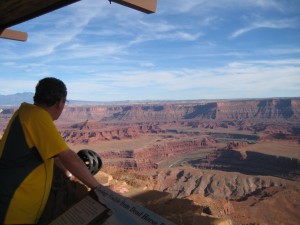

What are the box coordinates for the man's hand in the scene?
[109,184,129,194]
[65,171,80,183]
[57,149,100,189]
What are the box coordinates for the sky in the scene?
[0,0,300,101]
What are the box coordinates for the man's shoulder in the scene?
[19,102,49,120]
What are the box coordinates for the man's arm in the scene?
[56,149,100,189]
[54,157,75,180]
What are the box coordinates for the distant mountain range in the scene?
[1,92,299,108]
[0,92,209,107]
[0,92,104,107]
[0,92,34,106]
[0,92,148,107]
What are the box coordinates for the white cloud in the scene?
[60,58,300,100]
[256,48,300,56]
[139,62,155,68]
[161,0,289,14]
[13,0,108,59]
[0,79,36,94]
[230,18,299,38]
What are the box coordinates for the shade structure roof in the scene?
[0,0,157,41]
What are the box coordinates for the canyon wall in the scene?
[2,98,299,132]
[57,98,300,123]
[150,167,295,199]
[189,148,300,180]
[100,138,216,170]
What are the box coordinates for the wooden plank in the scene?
[0,0,80,29]
[110,0,157,14]
[49,195,111,225]
[0,29,28,41]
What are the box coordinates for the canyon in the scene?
[1,98,300,224]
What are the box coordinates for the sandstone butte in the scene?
[0,98,299,225]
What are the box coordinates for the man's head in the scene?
[34,77,67,107]
[34,77,68,120]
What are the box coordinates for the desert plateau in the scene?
[1,98,300,225]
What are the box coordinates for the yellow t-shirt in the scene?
[0,103,69,224]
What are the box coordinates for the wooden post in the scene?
[110,0,157,14]
[0,29,28,42]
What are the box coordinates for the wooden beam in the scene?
[110,0,157,14]
[0,0,81,30]
[0,29,28,42]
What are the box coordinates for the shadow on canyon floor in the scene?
[190,149,300,181]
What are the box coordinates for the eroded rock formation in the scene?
[55,98,300,124]
[149,167,294,200]
[100,138,217,170]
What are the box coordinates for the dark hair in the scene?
[33,77,67,107]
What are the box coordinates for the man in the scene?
[0,77,101,224]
